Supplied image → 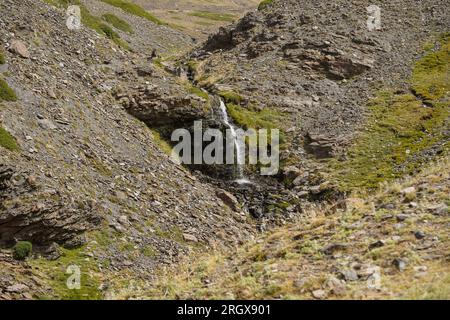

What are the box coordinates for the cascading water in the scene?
[219,99,251,184]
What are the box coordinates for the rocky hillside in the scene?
[0,0,448,300]
[188,0,449,190]
[0,0,254,299]
[140,158,449,300]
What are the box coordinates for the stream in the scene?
[218,99,251,185]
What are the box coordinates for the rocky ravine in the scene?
[0,0,448,300]
[0,0,254,299]
[189,0,449,164]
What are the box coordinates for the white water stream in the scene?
[219,99,251,184]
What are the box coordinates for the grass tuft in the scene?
[102,13,134,33]
[0,78,17,102]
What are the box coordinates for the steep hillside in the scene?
[140,158,450,300]
[0,0,254,299]
[188,0,449,190]
[0,0,448,301]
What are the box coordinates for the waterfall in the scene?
[219,99,250,184]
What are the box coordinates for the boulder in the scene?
[9,40,30,59]
[216,189,240,211]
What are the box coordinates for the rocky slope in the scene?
[140,158,449,300]
[0,0,254,299]
[188,0,449,185]
[0,0,448,300]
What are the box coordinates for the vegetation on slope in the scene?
[0,51,5,64]
[44,0,130,50]
[0,126,19,151]
[327,33,450,190]
[99,0,164,25]
[137,158,450,300]
[0,78,17,102]
[258,0,275,11]
[102,13,134,34]
[188,11,236,23]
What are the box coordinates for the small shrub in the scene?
[0,78,17,101]
[258,0,274,11]
[13,241,32,260]
[0,126,19,151]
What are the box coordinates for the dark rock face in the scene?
[115,84,210,127]
[0,165,101,246]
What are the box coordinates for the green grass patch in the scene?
[100,0,165,25]
[0,126,19,151]
[150,129,174,156]
[12,241,32,260]
[102,13,134,33]
[227,104,284,132]
[31,247,103,300]
[328,34,450,190]
[0,78,17,102]
[411,32,450,102]
[188,11,236,22]
[185,84,209,100]
[0,51,5,64]
[218,90,243,105]
[258,0,275,11]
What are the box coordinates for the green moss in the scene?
[141,245,157,258]
[258,0,275,11]
[218,90,243,105]
[99,0,165,25]
[328,34,450,191]
[102,13,134,33]
[0,126,20,151]
[0,51,5,65]
[12,241,32,260]
[185,84,209,100]
[227,104,284,132]
[188,11,236,22]
[31,247,103,300]
[150,129,173,156]
[411,32,450,102]
[0,78,17,101]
